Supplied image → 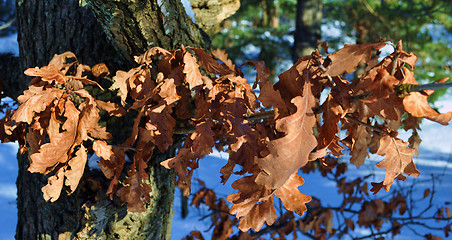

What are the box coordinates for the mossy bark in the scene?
[14,0,208,239]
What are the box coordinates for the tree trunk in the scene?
[293,0,322,62]
[14,0,209,239]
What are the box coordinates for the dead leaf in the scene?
[183,51,204,90]
[375,135,419,191]
[29,100,79,174]
[42,168,65,202]
[325,42,387,76]
[401,68,452,125]
[274,174,311,216]
[13,88,63,124]
[158,78,181,105]
[93,140,113,160]
[190,120,215,157]
[190,47,230,75]
[255,82,317,190]
[227,176,277,232]
[211,48,235,70]
[65,144,88,194]
[24,64,67,84]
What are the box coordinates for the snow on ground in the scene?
[0,34,18,56]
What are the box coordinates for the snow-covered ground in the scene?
[0,33,451,239]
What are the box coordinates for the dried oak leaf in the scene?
[255,82,317,190]
[190,120,215,158]
[374,135,419,192]
[158,78,181,105]
[211,48,235,70]
[24,64,67,84]
[349,124,371,168]
[13,87,64,124]
[95,100,126,117]
[161,147,197,196]
[245,61,287,117]
[48,51,77,74]
[145,104,175,153]
[183,51,204,90]
[105,148,126,197]
[325,42,387,77]
[134,46,172,65]
[116,167,152,212]
[221,118,259,183]
[273,174,311,216]
[408,130,421,157]
[315,94,343,157]
[362,69,400,102]
[92,63,110,78]
[189,47,230,75]
[73,90,102,145]
[128,68,155,101]
[64,144,88,194]
[42,167,65,202]
[111,68,139,104]
[93,140,113,162]
[274,56,312,109]
[227,176,277,232]
[29,100,79,174]
[401,68,452,125]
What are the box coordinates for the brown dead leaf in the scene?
[375,135,419,191]
[158,78,181,105]
[92,63,110,78]
[145,104,175,153]
[255,82,317,190]
[245,61,287,118]
[95,100,126,117]
[350,125,371,167]
[274,174,311,216]
[13,88,64,124]
[65,144,88,194]
[401,68,452,125]
[48,52,77,74]
[93,140,113,160]
[42,168,65,202]
[190,120,215,157]
[211,48,235,70]
[111,68,140,104]
[227,176,277,232]
[183,51,204,90]
[29,100,79,174]
[116,168,152,212]
[325,42,387,76]
[190,47,230,75]
[161,148,197,196]
[24,64,67,84]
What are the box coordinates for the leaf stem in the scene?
[344,114,389,135]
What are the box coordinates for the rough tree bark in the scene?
[293,0,322,62]
[189,0,240,35]
[14,0,209,239]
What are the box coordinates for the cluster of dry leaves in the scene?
[0,40,451,232]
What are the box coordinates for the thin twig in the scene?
[0,19,14,31]
[344,114,389,135]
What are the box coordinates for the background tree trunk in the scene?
[14,0,209,239]
[293,0,322,62]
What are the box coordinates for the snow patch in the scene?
[0,34,19,56]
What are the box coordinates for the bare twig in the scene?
[0,19,15,31]
[344,114,389,135]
